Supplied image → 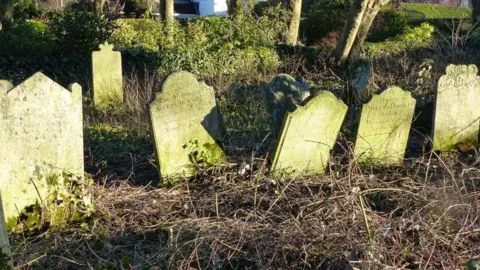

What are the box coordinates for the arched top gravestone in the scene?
[354,86,416,165]
[271,91,347,176]
[92,42,123,108]
[433,64,480,151]
[150,71,226,179]
[0,72,84,229]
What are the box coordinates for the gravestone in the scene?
[433,64,480,151]
[271,91,347,176]
[350,61,379,103]
[354,86,416,165]
[150,71,226,179]
[0,72,84,228]
[92,42,123,107]
[266,74,311,137]
[0,194,11,268]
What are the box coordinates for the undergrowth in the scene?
[10,145,480,269]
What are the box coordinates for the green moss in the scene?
[184,140,226,167]
[5,218,15,232]
[434,130,478,151]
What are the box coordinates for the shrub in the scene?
[369,8,409,42]
[111,3,287,81]
[301,0,351,45]
[12,0,40,19]
[124,0,152,17]
[111,19,162,51]
[47,5,114,54]
[0,20,53,56]
[366,23,435,57]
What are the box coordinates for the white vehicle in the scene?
[174,0,228,17]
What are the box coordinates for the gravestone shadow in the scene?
[201,106,228,148]
[406,98,434,158]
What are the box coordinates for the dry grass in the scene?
[10,145,480,269]
[10,51,480,269]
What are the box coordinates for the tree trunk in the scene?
[333,0,388,65]
[349,0,388,60]
[164,0,174,24]
[94,0,106,15]
[228,0,237,15]
[285,0,302,45]
[159,0,174,24]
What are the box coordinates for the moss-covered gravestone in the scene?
[92,42,123,107]
[266,74,311,137]
[150,71,226,179]
[0,72,85,229]
[433,65,480,151]
[354,86,416,165]
[271,91,347,176]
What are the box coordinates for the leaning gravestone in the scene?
[354,86,416,165]
[150,71,226,179]
[92,42,123,107]
[433,65,480,151]
[0,72,84,229]
[271,91,347,176]
[0,194,11,268]
[266,74,311,137]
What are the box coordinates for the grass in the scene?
[400,3,472,21]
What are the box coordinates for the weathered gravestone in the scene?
[266,74,311,137]
[271,91,347,176]
[354,86,416,165]
[150,71,226,179]
[349,61,379,103]
[0,194,11,268]
[92,42,123,107]
[433,64,480,151]
[0,72,84,229]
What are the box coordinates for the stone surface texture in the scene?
[0,194,11,268]
[150,71,226,179]
[433,64,480,150]
[271,91,347,175]
[354,86,416,165]
[0,72,84,228]
[92,42,123,107]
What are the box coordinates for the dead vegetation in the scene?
[10,144,480,269]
